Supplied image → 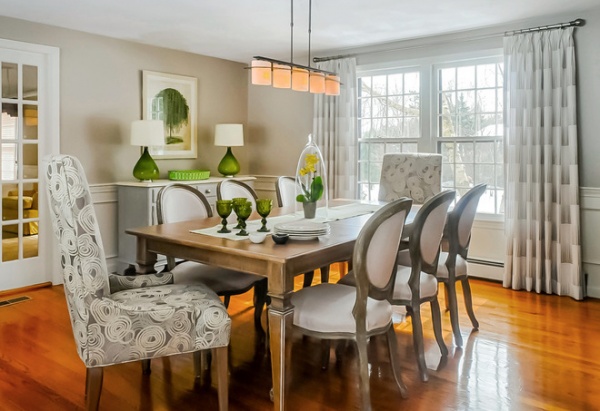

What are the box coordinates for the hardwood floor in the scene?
[1,266,599,410]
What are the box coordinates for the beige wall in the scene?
[247,84,313,176]
[0,16,248,184]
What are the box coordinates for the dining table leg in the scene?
[267,265,294,411]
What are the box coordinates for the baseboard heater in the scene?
[467,258,504,268]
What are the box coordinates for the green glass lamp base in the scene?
[218,147,240,177]
[133,147,160,181]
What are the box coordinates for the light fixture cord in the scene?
[308,0,312,69]
[290,0,294,64]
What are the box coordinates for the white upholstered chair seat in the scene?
[172,261,264,293]
[436,252,468,279]
[393,265,439,301]
[292,283,393,334]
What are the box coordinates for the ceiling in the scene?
[0,0,596,63]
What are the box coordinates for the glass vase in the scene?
[295,134,328,219]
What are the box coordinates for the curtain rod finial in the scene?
[572,18,585,27]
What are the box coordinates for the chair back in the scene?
[408,190,456,276]
[44,155,110,359]
[352,198,413,311]
[276,176,299,207]
[156,184,213,270]
[447,184,487,259]
[217,179,258,210]
[379,153,442,204]
[157,183,212,223]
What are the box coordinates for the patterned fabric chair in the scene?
[379,153,442,204]
[291,198,412,409]
[45,155,231,411]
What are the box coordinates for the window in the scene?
[357,70,420,202]
[436,61,504,214]
[357,55,504,214]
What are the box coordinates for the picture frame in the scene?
[142,70,198,159]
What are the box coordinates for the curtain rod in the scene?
[313,17,585,63]
[504,18,584,36]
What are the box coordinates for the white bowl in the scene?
[249,232,267,244]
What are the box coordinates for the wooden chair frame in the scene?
[440,183,487,347]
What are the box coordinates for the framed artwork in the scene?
[142,70,198,159]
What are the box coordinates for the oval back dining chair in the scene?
[291,198,413,409]
[275,176,331,287]
[393,189,455,382]
[157,183,268,330]
[217,179,258,208]
[45,155,230,411]
[436,183,487,348]
[275,176,298,208]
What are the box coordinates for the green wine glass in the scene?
[216,200,233,233]
[256,198,273,232]
[231,197,248,229]
[235,202,253,236]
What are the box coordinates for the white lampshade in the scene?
[130,120,164,146]
[214,124,244,147]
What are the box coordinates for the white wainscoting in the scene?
[581,187,600,298]
[92,181,600,298]
[89,183,120,274]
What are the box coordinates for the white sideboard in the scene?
[116,176,255,274]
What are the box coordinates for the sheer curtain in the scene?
[503,27,583,300]
[313,57,358,200]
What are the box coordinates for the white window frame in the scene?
[357,49,504,218]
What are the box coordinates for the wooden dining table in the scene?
[126,200,385,411]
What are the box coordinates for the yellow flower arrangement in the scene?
[296,153,324,203]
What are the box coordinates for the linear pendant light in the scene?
[248,0,340,96]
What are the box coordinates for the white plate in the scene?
[274,221,330,234]
[288,235,319,241]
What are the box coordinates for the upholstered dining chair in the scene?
[275,176,330,287]
[392,189,455,382]
[291,198,413,409]
[436,183,487,348]
[157,183,268,330]
[45,155,230,411]
[379,153,442,204]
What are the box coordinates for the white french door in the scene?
[0,40,59,291]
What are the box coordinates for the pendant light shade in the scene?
[246,0,340,96]
[325,75,341,96]
[292,67,309,91]
[251,60,272,85]
[273,64,291,88]
[309,71,325,94]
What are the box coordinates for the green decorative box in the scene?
[168,169,211,181]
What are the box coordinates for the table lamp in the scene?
[214,124,244,177]
[131,119,164,181]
